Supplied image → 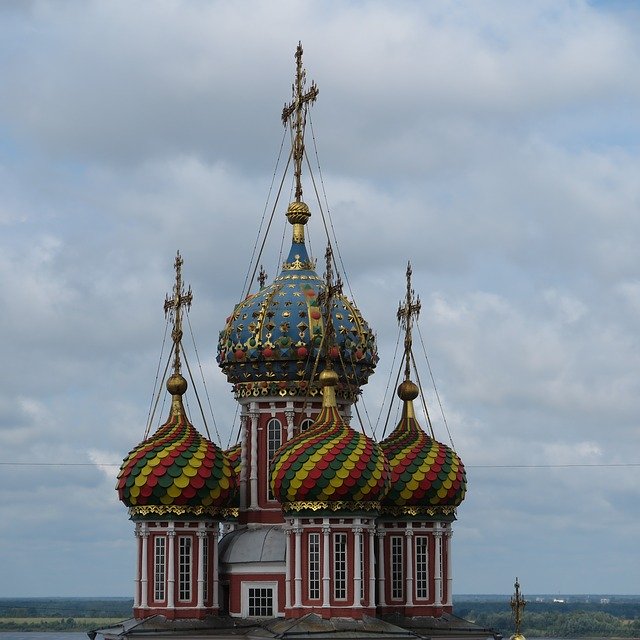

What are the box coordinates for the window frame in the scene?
[333,532,348,601]
[178,535,192,602]
[241,581,279,618]
[153,536,166,602]
[266,418,283,500]
[308,532,321,600]
[415,535,429,600]
[390,535,404,601]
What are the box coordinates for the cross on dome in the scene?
[510,578,527,638]
[282,41,319,203]
[163,251,193,376]
[397,261,421,381]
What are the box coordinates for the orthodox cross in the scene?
[281,42,319,202]
[164,251,193,375]
[320,245,342,352]
[510,577,526,636]
[258,265,268,289]
[397,261,421,381]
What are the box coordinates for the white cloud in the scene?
[0,0,639,597]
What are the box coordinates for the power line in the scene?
[0,462,638,469]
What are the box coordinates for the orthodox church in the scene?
[99,45,499,640]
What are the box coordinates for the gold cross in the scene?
[510,577,526,636]
[258,265,268,289]
[164,251,193,374]
[319,245,342,350]
[281,42,319,202]
[397,261,421,380]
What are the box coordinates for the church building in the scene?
[99,44,498,640]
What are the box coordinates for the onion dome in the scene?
[222,441,242,513]
[225,441,242,477]
[270,366,390,512]
[116,373,238,518]
[380,380,466,515]
[217,201,377,402]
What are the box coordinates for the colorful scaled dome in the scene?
[217,202,377,401]
[270,367,390,511]
[225,441,242,477]
[380,380,466,515]
[117,373,238,517]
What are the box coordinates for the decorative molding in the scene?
[282,500,381,513]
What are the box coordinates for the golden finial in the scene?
[317,245,342,403]
[258,265,268,289]
[282,41,319,203]
[397,261,421,381]
[320,245,343,352]
[164,251,193,379]
[510,577,527,640]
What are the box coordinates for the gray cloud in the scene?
[0,0,639,596]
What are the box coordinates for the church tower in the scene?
[116,253,238,619]
[215,42,378,619]
[378,263,466,617]
[108,45,482,639]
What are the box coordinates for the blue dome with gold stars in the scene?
[217,201,377,401]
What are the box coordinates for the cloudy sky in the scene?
[1,0,639,598]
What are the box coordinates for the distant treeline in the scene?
[2,597,640,637]
[454,600,640,638]
[0,598,133,619]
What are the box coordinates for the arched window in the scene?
[300,418,314,432]
[267,418,282,500]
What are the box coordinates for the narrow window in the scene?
[248,587,273,616]
[267,418,282,500]
[333,533,347,600]
[154,536,166,602]
[416,536,429,599]
[300,418,314,432]
[360,536,365,601]
[308,533,320,600]
[203,535,209,602]
[179,536,192,601]
[391,536,404,600]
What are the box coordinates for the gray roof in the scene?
[219,526,285,565]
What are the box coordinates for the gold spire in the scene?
[164,251,193,383]
[318,245,341,406]
[397,261,421,382]
[510,577,527,640]
[258,265,268,289]
[282,41,318,203]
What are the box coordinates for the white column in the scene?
[405,526,414,607]
[240,408,248,510]
[368,527,376,608]
[140,527,149,608]
[285,402,295,439]
[322,521,330,608]
[434,525,443,608]
[445,530,453,606]
[167,526,176,609]
[197,526,205,609]
[212,530,219,609]
[377,531,386,607]
[294,523,302,608]
[249,406,259,509]
[285,526,292,610]
[134,525,141,608]
[353,524,363,608]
